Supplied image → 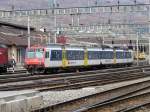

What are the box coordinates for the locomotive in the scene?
[24,44,134,74]
[0,44,8,73]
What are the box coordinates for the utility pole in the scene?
[71,14,74,26]
[48,32,51,44]
[136,32,139,66]
[148,0,150,65]
[50,0,57,43]
[54,0,57,43]
[49,0,57,43]
[27,16,31,48]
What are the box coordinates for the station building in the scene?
[0,21,49,65]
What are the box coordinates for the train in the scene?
[134,52,146,60]
[24,44,134,74]
[0,45,8,73]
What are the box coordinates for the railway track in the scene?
[0,69,27,75]
[117,102,150,112]
[0,65,149,91]
[0,65,148,79]
[32,79,150,112]
[0,65,149,81]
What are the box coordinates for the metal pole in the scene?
[102,36,104,45]
[27,16,31,48]
[54,0,57,43]
[77,14,80,26]
[148,0,150,65]
[48,32,51,44]
[136,32,139,66]
[70,14,74,26]
[149,37,150,65]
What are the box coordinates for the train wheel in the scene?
[44,69,48,74]
[28,68,35,75]
[51,69,58,74]
[3,68,7,73]
[39,69,47,74]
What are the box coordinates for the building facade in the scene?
[0,21,48,65]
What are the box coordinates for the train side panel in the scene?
[87,48,101,66]
[100,49,114,65]
[65,47,84,67]
[45,47,63,68]
[116,50,133,65]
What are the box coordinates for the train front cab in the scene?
[25,47,45,74]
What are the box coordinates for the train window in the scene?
[45,51,49,58]
[51,50,62,60]
[88,51,99,59]
[126,52,131,58]
[116,52,121,59]
[35,49,44,58]
[27,49,34,58]
[116,52,126,59]
[101,51,113,59]
[67,50,84,60]
[106,51,113,59]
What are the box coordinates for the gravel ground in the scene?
[40,88,97,107]
[39,77,150,108]
[136,107,150,112]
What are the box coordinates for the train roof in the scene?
[28,44,132,51]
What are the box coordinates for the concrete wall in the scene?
[8,45,26,65]
[8,45,17,61]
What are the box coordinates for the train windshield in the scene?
[27,49,35,58]
[35,49,44,58]
[27,48,44,59]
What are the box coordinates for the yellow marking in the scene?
[84,48,88,66]
[62,48,68,67]
[113,49,116,64]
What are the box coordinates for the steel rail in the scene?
[0,65,147,83]
[33,79,150,112]
[72,92,150,112]
[116,102,150,112]
[0,65,148,80]
[0,70,148,91]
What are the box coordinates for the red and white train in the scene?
[24,44,134,74]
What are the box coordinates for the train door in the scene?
[44,48,50,68]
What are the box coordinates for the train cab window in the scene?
[35,49,44,58]
[27,49,35,58]
[45,51,49,58]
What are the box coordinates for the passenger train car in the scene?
[24,44,134,74]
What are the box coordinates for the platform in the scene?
[0,90,43,112]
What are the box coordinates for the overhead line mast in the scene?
[0,3,149,17]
